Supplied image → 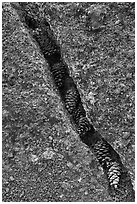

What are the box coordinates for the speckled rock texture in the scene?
[2,2,134,202]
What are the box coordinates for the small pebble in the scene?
[84,190,88,195]
[67,162,73,168]
[9,176,14,181]
[5,187,9,192]
[59,194,64,198]
[49,136,53,140]
[115,20,120,25]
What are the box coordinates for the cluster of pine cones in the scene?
[18,5,134,201]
